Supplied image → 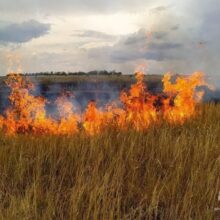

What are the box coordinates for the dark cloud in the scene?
[148,42,182,50]
[88,28,184,63]
[118,29,183,62]
[154,31,168,39]
[123,29,147,45]
[0,20,50,44]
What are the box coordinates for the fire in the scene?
[0,71,210,136]
[162,72,208,123]
[0,74,79,135]
[2,73,48,135]
[119,72,157,130]
[83,101,107,135]
[83,101,118,135]
[55,94,79,135]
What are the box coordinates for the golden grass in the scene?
[0,103,219,219]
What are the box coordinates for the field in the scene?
[0,103,219,219]
[0,74,163,84]
[0,74,164,113]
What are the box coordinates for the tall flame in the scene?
[119,72,157,130]
[162,72,208,123]
[0,71,210,136]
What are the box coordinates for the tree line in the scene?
[23,70,122,76]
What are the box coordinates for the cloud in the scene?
[88,28,183,63]
[0,0,219,85]
[150,5,170,13]
[123,29,148,45]
[0,20,50,44]
[0,0,159,16]
[73,30,116,40]
[148,42,182,50]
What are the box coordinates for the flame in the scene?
[55,94,79,135]
[162,72,208,123]
[83,101,117,135]
[0,74,78,135]
[119,72,157,130]
[0,71,210,136]
[2,73,48,134]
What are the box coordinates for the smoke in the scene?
[1,74,219,117]
[34,81,126,113]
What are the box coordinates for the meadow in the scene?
[0,103,219,219]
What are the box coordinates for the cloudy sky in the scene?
[0,0,219,82]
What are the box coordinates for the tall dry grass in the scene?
[0,104,219,219]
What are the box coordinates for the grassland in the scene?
[0,74,163,84]
[0,104,219,219]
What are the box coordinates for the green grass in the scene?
[0,104,219,219]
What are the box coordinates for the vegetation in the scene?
[23,70,123,76]
[0,73,163,88]
[0,103,219,219]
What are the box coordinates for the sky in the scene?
[0,0,219,83]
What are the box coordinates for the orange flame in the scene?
[55,94,79,135]
[83,101,117,135]
[0,71,210,136]
[119,72,157,130]
[162,72,208,123]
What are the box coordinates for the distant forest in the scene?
[22,70,122,76]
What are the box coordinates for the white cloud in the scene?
[0,0,219,89]
[0,0,160,16]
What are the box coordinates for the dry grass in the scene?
[0,104,219,219]
[29,74,163,84]
[0,74,163,84]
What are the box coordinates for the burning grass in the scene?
[0,72,219,219]
[0,71,211,135]
[0,103,219,219]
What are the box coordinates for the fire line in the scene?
[0,72,210,135]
